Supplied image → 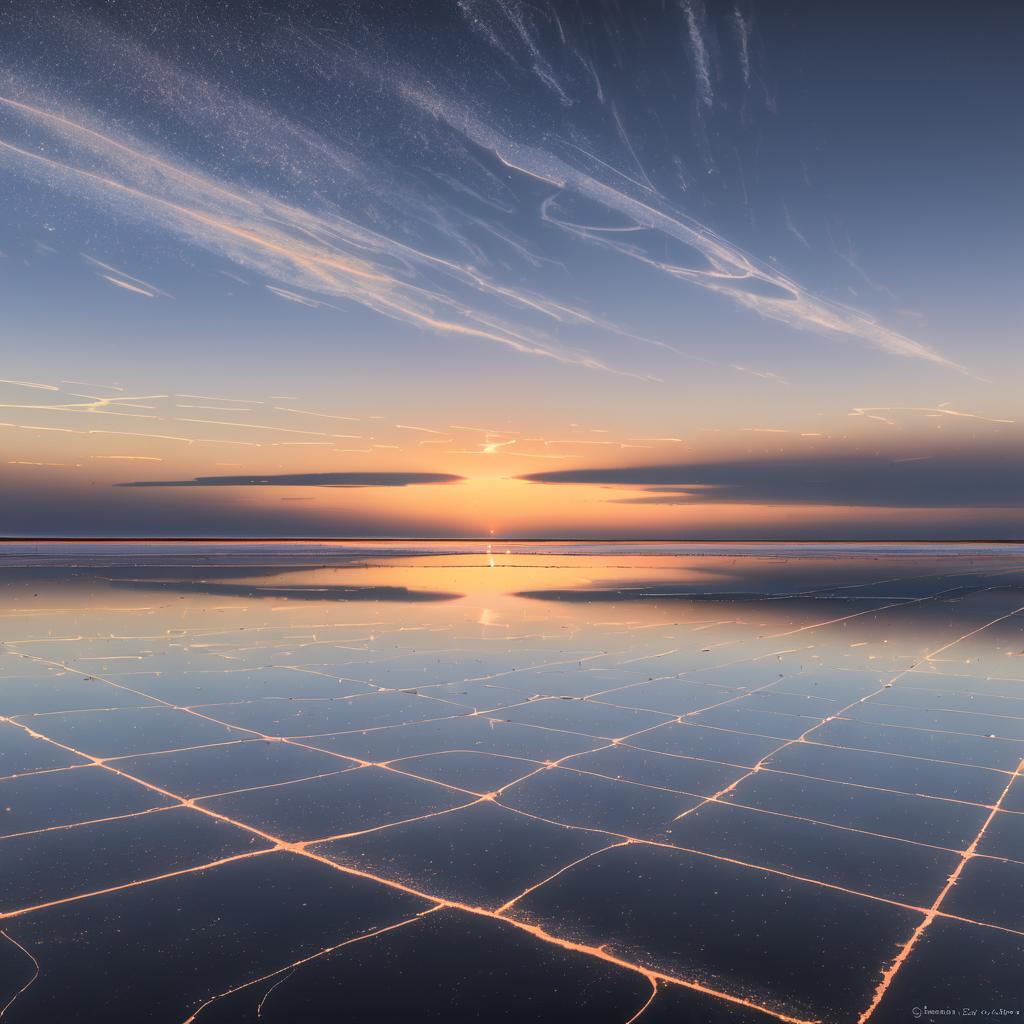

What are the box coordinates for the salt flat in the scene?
[1,542,1022,1023]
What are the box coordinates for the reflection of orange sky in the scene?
[9,549,1023,668]
[230,553,735,608]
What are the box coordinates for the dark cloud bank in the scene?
[522,453,1024,509]
[118,473,463,488]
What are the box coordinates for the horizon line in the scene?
[3,536,1024,545]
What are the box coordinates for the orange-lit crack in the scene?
[186,683,482,715]
[255,968,293,1018]
[716,760,1002,811]
[758,601,912,639]
[0,762,94,786]
[873,694,1024,719]
[547,763,967,855]
[896,674,1024,699]
[0,930,39,1019]
[495,841,634,914]
[103,738,254,762]
[290,797,484,848]
[780,734,1010,776]
[0,849,277,921]
[0,803,178,844]
[381,748,544,772]
[833,712,1024,746]
[888,604,1024,686]
[595,690,829,727]
[857,756,1024,1023]
[192,767,363,803]
[623,980,659,1024]
[756,583,989,640]
[584,670,780,717]
[181,907,444,1023]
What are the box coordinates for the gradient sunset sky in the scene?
[1,0,1021,539]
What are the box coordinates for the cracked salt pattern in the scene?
[0,542,1022,1022]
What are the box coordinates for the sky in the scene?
[0,0,1021,539]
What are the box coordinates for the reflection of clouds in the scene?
[110,578,463,603]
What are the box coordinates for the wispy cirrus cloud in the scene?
[681,0,715,108]
[0,92,633,377]
[402,85,958,368]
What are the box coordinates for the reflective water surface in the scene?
[1,542,1022,1023]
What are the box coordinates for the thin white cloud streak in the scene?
[732,8,752,88]
[681,1,714,108]
[458,0,572,106]
[100,275,157,298]
[0,379,59,391]
[782,204,811,249]
[265,285,338,310]
[850,405,1014,425]
[83,254,170,298]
